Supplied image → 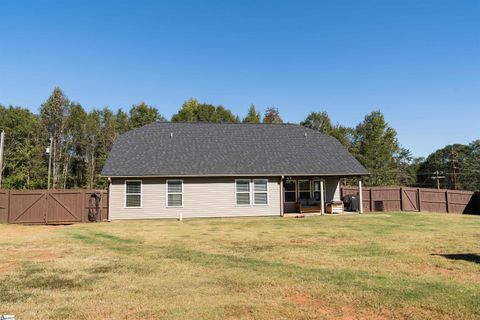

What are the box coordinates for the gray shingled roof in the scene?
[102,122,368,177]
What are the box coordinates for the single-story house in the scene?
[102,122,368,220]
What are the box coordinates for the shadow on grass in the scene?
[69,230,142,253]
[433,253,480,264]
[158,245,480,310]
[0,262,101,303]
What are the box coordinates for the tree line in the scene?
[0,87,478,191]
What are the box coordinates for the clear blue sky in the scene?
[0,0,478,157]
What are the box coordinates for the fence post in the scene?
[7,189,10,223]
[82,190,87,222]
[44,190,48,224]
[417,188,422,212]
[369,189,373,212]
[358,180,363,213]
[400,187,404,211]
[445,190,450,213]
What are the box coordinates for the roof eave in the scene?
[101,172,369,178]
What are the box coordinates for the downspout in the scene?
[280,176,284,217]
[358,177,364,214]
[107,177,112,222]
[320,179,325,215]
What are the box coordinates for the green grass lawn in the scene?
[1,213,479,319]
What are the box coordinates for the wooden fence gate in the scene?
[0,189,108,224]
[401,188,419,212]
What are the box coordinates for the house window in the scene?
[125,180,142,208]
[236,179,251,205]
[253,179,268,205]
[284,180,296,203]
[313,180,323,201]
[167,180,183,207]
[298,180,311,200]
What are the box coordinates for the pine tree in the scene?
[351,111,400,186]
[394,147,418,186]
[242,104,261,123]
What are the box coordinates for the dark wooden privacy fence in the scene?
[0,189,108,224]
[341,186,479,214]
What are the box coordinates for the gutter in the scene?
[102,172,370,179]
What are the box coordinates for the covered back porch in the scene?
[281,176,364,215]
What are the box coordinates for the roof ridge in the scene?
[152,121,300,127]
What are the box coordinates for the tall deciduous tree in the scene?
[301,111,353,148]
[301,111,333,132]
[129,102,165,129]
[84,111,101,189]
[65,103,88,188]
[0,105,47,189]
[462,140,480,191]
[39,87,70,189]
[263,107,283,124]
[8,88,480,192]
[115,109,130,134]
[93,108,119,188]
[172,98,238,122]
[416,143,471,190]
[351,111,400,186]
[243,104,261,123]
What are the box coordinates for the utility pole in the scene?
[450,146,458,190]
[432,170,445,190]
[47,137,53,189]
[0,130,4,189]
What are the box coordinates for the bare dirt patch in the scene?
[0,247,63,273]
[289,292,387,320]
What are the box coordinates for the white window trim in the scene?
[166,179,183,208]
[313,179,326,202]
[124,180,142,209]
[284,179,297,203]
[253,179,269,206]
[235,179,251,206]
[298,179,311,199]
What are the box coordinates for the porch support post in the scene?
[107,177,111,222]
[358,178,364,214]
[280,176,284,217]
[320,179,325,215]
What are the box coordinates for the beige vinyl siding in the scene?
[324,177,341,202]
[109,177,281,220]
